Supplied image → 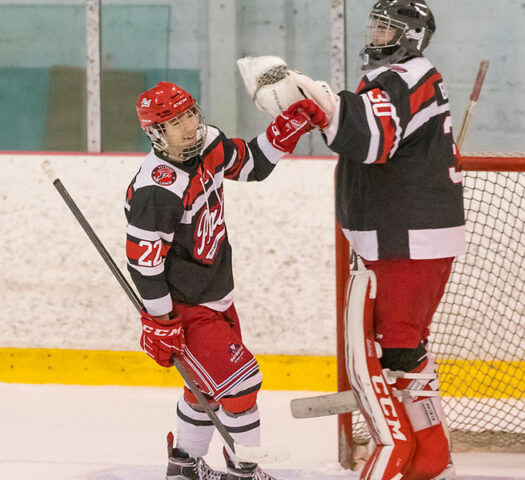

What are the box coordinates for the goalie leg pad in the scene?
[397,356,451,480]
[345,268,416,480]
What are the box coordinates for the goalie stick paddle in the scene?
[40,160,288,465]
[290,390,360,418]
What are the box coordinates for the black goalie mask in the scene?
[361,0,436,71]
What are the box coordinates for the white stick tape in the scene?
[41,160,58,183]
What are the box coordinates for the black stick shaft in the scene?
[42,162,236,454]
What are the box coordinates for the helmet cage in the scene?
[145,104,208,164]
[361,0,435,70]
[365,14,407,51]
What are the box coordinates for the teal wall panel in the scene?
[0,67,50,150]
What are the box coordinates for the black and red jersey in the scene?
[324,56,465,260]
[125,127,284,316]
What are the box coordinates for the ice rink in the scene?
[1,383,524,480]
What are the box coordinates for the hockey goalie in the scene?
[237,1,465,480]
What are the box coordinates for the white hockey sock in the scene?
[217,404,261,449]
[175,396,215,458]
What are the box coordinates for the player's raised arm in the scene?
[223,98,328,182]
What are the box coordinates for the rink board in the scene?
[1,347,523,398]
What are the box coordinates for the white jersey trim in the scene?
[143,292,173,317]
[128,261,165,277]
[390,57,434,89]
[362,94,381,164]
[256,132,286,165]
[343,226,466,260]
[225,148,238,172]
[126,224,174,243]
[202,126,221,152]
[364,65,389,82]
[134,150,190,198]
[364,58,433,89]
[324,96,341,147]
[343,229,379,261]
[408,225,466,259]
[238,150,255,181]
[199,289,234,312]
[405,101,450,138]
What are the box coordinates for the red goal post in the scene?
[335,152,525,468]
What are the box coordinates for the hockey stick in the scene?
[290,372,437,419]
[41,160,288,464]
[456,60,489,151]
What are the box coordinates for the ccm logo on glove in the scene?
[266,99,327,154]
[140,310,186,367]
[142,324,182,336]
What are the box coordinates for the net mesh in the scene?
[350,154,525,451]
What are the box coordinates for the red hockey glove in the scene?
[140,310,185,367]
[266,99,328,153]
[294,98,329,129]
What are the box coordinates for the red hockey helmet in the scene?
[137,82,194,129]
[137,82,207,163]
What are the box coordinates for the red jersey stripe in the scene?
[410,72,441,115]
[126,239,170,262]
[126,239,147,261]
[377,113,396,164]
[225,138,248,179]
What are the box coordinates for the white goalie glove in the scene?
[237,55,337,122]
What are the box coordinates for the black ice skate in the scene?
[226,459,279,480]
[166,432,227,480]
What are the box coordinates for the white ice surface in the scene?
[1,153,337,356]
[1,383,524,480]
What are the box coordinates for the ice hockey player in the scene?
[320,1,465,480]
[125,81,327,480]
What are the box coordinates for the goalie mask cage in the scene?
[336,152,525,467]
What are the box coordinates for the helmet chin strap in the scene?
[149,127,201,164]
[360,45,413,71]
[154,147,185,165]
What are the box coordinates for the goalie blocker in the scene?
[345,260,452,480]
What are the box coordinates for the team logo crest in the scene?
[152,165,177,186]
[140,98,151,108]
[228,343,245,363]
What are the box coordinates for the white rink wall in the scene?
[0,153,337,355]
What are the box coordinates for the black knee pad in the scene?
[380,341,427,372]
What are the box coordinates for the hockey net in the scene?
[337,153,525,464]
